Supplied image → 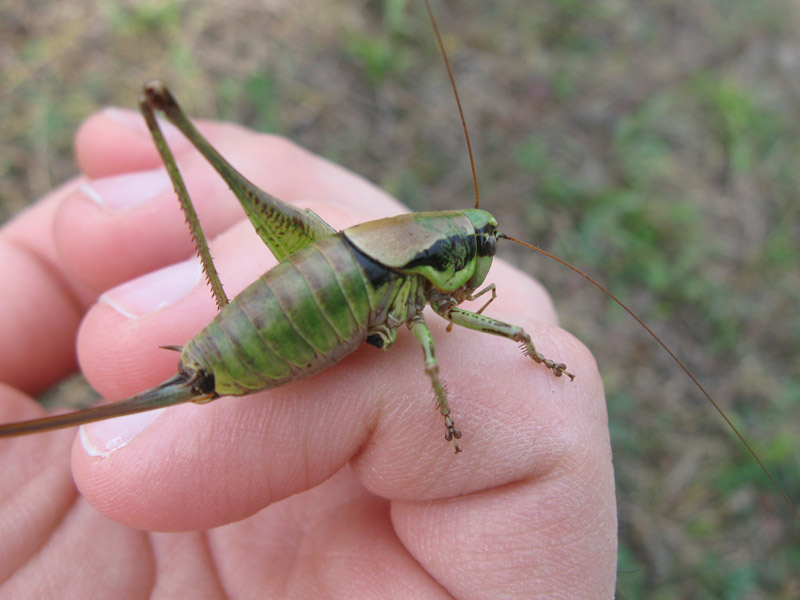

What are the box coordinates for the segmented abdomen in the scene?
[180,235,374,395]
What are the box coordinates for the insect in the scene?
[1,2,800,596]
[3,72,583,452]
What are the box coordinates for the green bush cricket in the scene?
[0,75,579,452]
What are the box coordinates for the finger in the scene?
[0,384,224,596]
[75,107,191,178]
[0,180,95,394]
[59,109,407,294]
[1,499,152,597]
[209,467,450,598]
[0,384,79,579]
[390,425,617,598]
[74,107,253,179]
[58,110,247,294]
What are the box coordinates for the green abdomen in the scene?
[180,235,375,395]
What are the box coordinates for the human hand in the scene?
[0,109,617,598]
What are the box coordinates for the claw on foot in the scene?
[521,345,575,381]
[444,415,462,453]
[546,360,575,381]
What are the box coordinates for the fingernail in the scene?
[80,409,166,457]
[80,168,171,209]
[102,106,183,142]
[101,258,202,319]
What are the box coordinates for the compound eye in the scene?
[480,232,497,257]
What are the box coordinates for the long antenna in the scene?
[423,0,480,209]
[501,233,800,522]
[423,0,798,524]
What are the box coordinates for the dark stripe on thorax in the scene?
[403,234,476,273]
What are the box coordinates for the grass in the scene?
[2,0,799,597]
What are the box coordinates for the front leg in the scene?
[408,315,462,453]
[436,304,575,381]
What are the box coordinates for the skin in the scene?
[0,109,617,599]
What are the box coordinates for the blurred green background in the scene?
[2,1,799,597]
